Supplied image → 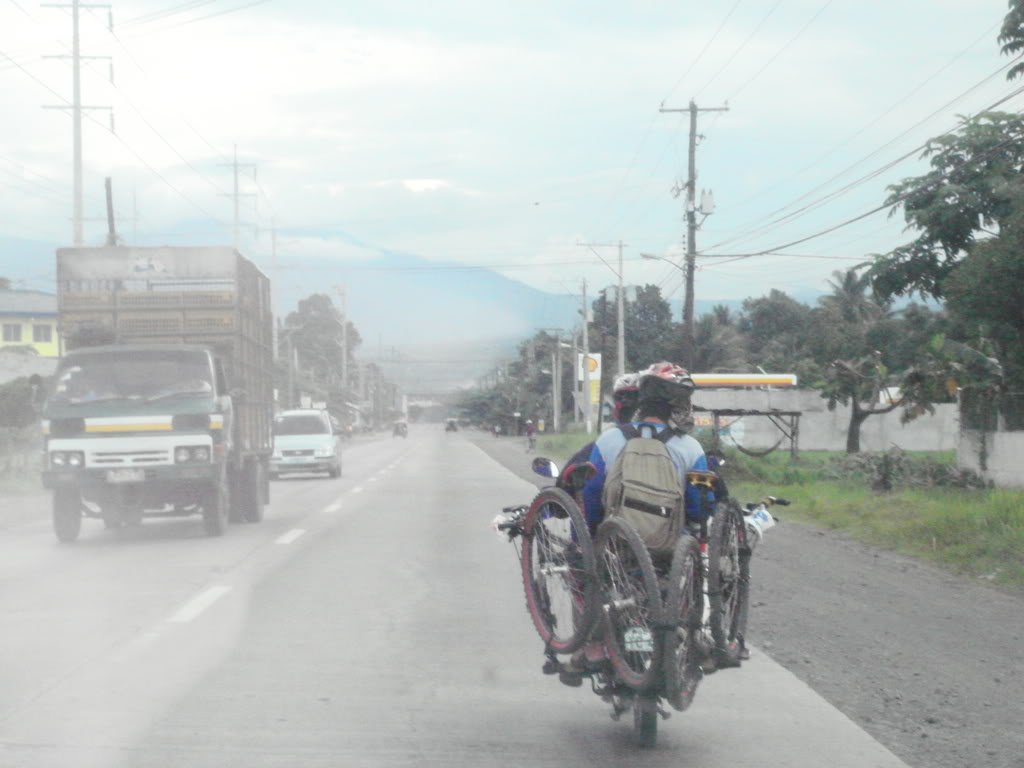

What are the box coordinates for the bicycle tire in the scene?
[520,487,598,654]
[662,533,703,711]
[596,517,664,691]
[707,498,748,666]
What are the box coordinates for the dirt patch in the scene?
[467,429,1024,768]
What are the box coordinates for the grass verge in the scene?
[732,477,1024,590]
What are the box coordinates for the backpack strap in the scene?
[655,428,675,445]
[618,424,641,441]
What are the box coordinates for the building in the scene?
[0,290,60,358]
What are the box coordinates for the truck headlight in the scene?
[315,446,334,458]
[51,452,66,467]
[67,452,83,468]
[193,446,210,462]
[175,447,192,464]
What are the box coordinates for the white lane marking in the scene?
[369,476,378,483]
[168,585,232,624]
[352,486,364,494]
[325,501,342,513]
[275,528,306,545]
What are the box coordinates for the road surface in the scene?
[0,427,911,767]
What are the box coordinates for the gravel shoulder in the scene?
[466,430,1024,768]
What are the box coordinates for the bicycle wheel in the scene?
[662,534,703,711]
[707,498,748,666]
[596,517,663,691]
[520,487,598,654]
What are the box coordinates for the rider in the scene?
[560,362,713,684]
[579,362,709,535]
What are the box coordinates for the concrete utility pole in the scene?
[659,100,728,368]
[577,241,628,378]
[581,279,592,434]
[103,176,116,245]
[218,144,257,251]
[616,240,625,378]
[42,0,113,246]
[336,285,348,394]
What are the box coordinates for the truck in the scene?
[39,246,274,542]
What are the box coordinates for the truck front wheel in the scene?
[202,482,229,536]
[53,487,82,543]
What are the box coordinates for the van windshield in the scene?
[274,415,329,436]
[51,350,214,405]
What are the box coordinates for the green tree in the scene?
[1000,0,1024,81]
[691,310,747,372]
[870,112,1024,300]
[281,293,362,398]
[739,289,814,371]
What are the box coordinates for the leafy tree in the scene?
[739,289,814,371]
[870,112,1024,300]
[281,293,362,397]
[691,312,747,372]
[823,353,911,454]
[622,284,675,371]
[1000,0,1024,81]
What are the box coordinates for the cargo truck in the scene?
[39,246,273,541]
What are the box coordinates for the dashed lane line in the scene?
[275,528,307,545]
[352,486,364,494]
[168,585,232,624]
[324,501,343,513]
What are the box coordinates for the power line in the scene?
[693,0,784,100]
[706,60,1024,253]
[663,0,744,103]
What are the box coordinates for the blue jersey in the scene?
[580,422,711,530]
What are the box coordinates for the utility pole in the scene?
[336,284,348,395]
[271,223,279,359]
[103,177,116,245]
[581,279,592,434]
[218,144,257,252]
[42,0,113,246]
[616,240,625,378]
[577,241,628,378]
[659,100,728,368]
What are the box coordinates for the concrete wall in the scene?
[692,389,958,453]
[956,430,1024,488]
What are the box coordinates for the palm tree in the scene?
[820,269,889,326]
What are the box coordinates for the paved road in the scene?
[0,428,909,767]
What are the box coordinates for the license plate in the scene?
[106,468,145,484]
[623,626,654,653]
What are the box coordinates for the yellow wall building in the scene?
[0,290,61,358]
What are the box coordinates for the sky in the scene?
[0,0,1018,321]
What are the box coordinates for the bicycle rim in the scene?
[520,488,597,654]
[596,517,663,691]
[708,499,746,661]
[663,535,703,711]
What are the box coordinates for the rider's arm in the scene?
[669,435,716,522]
[580,442,605,532]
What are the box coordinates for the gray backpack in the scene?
[602,424,685,557]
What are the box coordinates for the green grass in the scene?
[733,479,1024,590]
[536,429,593,465]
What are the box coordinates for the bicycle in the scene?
[494,457,706,748]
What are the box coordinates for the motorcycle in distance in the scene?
[392,420,408,438]
[493,455,709,749]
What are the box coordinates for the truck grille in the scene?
[283,450,314,457]
[90,449,171,466]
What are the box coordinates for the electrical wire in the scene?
[706,61,1024,253]
[693,0,785,100]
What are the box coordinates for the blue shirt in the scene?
[581,422,711,530]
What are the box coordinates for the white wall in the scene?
[957,430,1024,488]
[692,389,958,453]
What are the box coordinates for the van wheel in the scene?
[202,483,229,536]
[53,488,82,543]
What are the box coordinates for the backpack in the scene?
[601,424,685,557]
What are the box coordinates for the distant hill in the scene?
[0,231,833,391]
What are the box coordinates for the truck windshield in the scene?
[51,350,215,405]
[273,415,329,436]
